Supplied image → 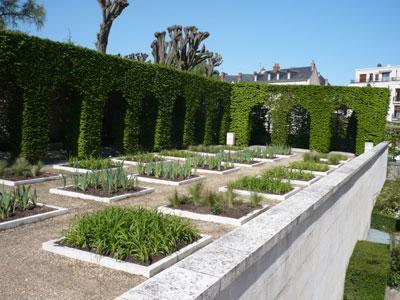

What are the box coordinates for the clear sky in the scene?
[19,0,400,86]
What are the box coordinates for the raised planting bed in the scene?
[157,149,198,161]
[159,185,269,226]
[0,186,68,230]
[0,157,62,186]
[303,151,346,168]
[42,207,211,277]
[288,161,334,176]
[262,167,321,187]
[133,161,205,186]
[187,156,240,175]
[188,145,244,154]
[53,157,124,174]
[112,153,166,166]
[222,175,300,201]
[217,151,265,168]
[49,167,154,203]
[247,148,282,162]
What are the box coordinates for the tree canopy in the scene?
[0,0,45,30]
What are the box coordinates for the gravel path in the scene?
[0,153,302,300]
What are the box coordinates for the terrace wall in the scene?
[119,142,388,300]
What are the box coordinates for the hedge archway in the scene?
[138,93,159,151]
[248,104,271,145]
[330,106,357,153]
[287,105,311,149]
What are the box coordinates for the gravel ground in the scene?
[0,153,302,300]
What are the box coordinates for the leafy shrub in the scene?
[158,149,197,158]
[187,155,233,171]
[0,157,44,178]
[389,245,400,289]
[137,161,194,180]
[228,176,293,195]
[0,186,38,221]
[289,161,329,172]
[343,241,390,300]
[303,151,321,163]
[62,207,200,264]
[119,153,164,163]
[68,157,118,170]
[262,167,314,181]
[268,144,292,155]
[71,166,135,193]
[374,179,400,218]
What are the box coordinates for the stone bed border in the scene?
[253,157,283,163]
[193,167,241,175]
[218,186,301,201]
[280,176,321,187]
[0,203,68,230]
[42,235,212,278]
[49,185,155,203]
[156,155,188,162]
[0,174,62,187]
[158,204,270,226]
[131,174,206,186]
[229,161,266,168]
[53,163,127,174]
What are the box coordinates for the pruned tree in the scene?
[125,52,149,62]
[151,25,214,71]
[0,0,45,30]
[96,0,129,53]
[205,52,223,77]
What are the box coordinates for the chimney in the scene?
[310,60,316,71]
[272,63,280,73]
[237,72,243,82]
[219,72,226,81]
[287,71,291,80]
[267,73,271,81]
[253,71,258,82]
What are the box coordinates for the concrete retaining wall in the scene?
[119,142,389,300]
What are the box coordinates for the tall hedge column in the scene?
[78,93,105,157]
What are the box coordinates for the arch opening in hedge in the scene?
[138,93,159,151]
[101,91,127,153]
[287,105,311,149]
[170,96,186,149]
[248,104,271,145]
[330,106,357,153]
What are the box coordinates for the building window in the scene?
[396,89,400,102]
[369,73,373,82]
[375,73,379,81]
[382,72,390,81]
[359,74,366,82]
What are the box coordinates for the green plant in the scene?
[188,144,243,153]
[68,157,118,170]
[343,241,390,300]
[137,161,194,180]
[223,186,239,208]
[187,155,233,171]
[217,150,255,164]
[0,160,8,176]
[168,190,180,208]
[62,207,200,264]
[248,147,276,159]
[189,183,203,206]
[30,160,43,177]
[0,186,38,221]
[249,193,262,208]
[289,161,329,172]
[120,153,164,163]
[389,245,400,289]
[158,149,197,158]
[228,176,293,195]
[303,151,321,163]
[11,157,30,176]
[374,179,400,218]
[262,167,314,181]
[268,144,292,155]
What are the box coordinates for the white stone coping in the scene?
[185,151,217,157]
[42,235,212,278]
[280,176,321,187]
[275,153,296,158]
[291,147,311,153]
[193,166,241,175]
[0,174,62,187]
[0,203,68,230]
[158,204,270,226]
[156,155,188,162]
[253,157,283,163]
[218,186,301,201]
[118,142,389,300]
[227,160,266,168]
[289,167,334,176]
[131,174,206,186]
[49,185,154,203]
[53,163,126,174]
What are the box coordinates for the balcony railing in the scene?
[350,77,400,84]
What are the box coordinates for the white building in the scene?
[349,64,400,122]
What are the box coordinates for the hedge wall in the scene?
[0,31,231,161]
[229,83,389,154]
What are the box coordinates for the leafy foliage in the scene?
[228,175,293,195]
[0,157,43,178]
[262,167,314,181]
[0,0,45,30]
[374,179,400,218]
[0,185,37,220]
[137,160,194,180]
[289,161,329,172]
[62,206,200,264]
[187,155,233,171]
[119,152,164,163]
[68,157,118,170]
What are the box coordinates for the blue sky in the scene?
[19,0,400,86]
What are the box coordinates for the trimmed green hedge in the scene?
[371,211,400,233]
[229,83,389,155]
[344,240,391,300]
[0,30,231,161]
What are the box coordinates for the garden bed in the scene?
[158,204,269,226]
[53,163,125,174]
[42,207,210,277]
[0,173,62,186]
[132,174,205,186]
[261,167,320,187]
[228,160,265,168]
[112,153,166,166]
[218,185,300,201]
[194,166,241,175]
[0,203,68,230]
[280,176,321,187]
[187,155,240,175]
[289,168,333,176]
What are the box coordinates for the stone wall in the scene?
[118,142,389,300]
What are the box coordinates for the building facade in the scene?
[220,61,329,86]
[349,64,400,122]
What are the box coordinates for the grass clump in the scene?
[187,156,233,171]
[267,144,292,155]
[248,147,277,159]
[0,186,38,221]
[68,157,119,170]
[374,179,400,218]
[289,161,329,172]
[62,207,200,264]
[228,176,293,195]
[0,157,44,178]
[217,150,255,164]
[262,167,314,181]
[188,145,243,153]
[343,241,390,300]
[158,149,197,158]
[119,153,164,163]
[303,152,346,165]
[137,161,194,180]
[71,166,135,194]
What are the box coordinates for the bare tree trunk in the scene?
[96,21,112,53]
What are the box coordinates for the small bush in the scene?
[389,245,400,289]
[343,241,390,300]
[217,150,255,164]
[62,207,200,264]
[0,157,44,178]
